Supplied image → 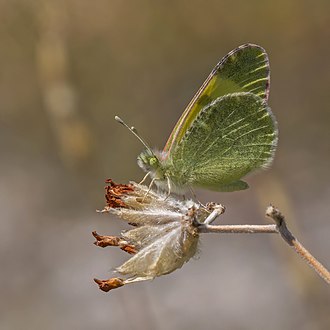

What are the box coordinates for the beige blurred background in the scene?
[1,0,330,329]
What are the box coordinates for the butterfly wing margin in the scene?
[170,92,278,191]
[164,44,270,155]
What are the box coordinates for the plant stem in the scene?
[266,205,330,284]
[198,205,330,284]
[199,224,278,234]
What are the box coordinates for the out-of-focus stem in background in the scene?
[35,0,92,169]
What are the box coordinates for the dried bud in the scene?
[94,278,125,292]
[104,179,134,208]
[92,231,137,254]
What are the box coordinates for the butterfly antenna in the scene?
[115,116,154,154]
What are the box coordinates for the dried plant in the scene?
[93,180,330,292]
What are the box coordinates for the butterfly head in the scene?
[137,149,161,173]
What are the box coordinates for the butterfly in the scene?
[116,44,278,194]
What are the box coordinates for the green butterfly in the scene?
[116,44,278,193]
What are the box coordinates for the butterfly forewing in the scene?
[169,92,277,191]
[164,44,270,155]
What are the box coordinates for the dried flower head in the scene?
[93,179,214,292]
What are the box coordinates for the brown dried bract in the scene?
[92,231,121,247]
[120,244,137,255]
[94,277,125,292]
[92,231,137,254]
[105,179,134,208]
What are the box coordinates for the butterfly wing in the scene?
[164,44,270,156]
[169,92,278,191]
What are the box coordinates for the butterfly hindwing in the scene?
[164,44,270,155]
[169,92,277,191]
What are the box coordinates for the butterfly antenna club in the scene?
[115,116,154,154]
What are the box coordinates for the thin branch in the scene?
[266,205,330,284]
[199,224,278,234]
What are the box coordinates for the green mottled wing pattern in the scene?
[164,44,270,155]
[168,92,277,191]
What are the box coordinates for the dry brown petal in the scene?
[120,244,137,255]
[105,179,134,209]
[92,231,137,254]
[105,195,127,208]
[94,278,125,292]
[92,231,120,247]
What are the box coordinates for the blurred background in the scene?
[1,0,329,329]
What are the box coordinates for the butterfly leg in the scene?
[188,186,206,208]
[142,177,156,202]
[188,186,197,200]
[139,171,150,185]
[164,176,172,200]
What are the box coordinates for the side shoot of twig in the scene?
[265,205,330,284]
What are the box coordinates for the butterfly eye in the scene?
[149,156,158,167]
